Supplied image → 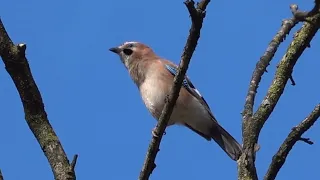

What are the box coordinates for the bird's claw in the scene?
[152,128,166,137]
[152,128,159,137]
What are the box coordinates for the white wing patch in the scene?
[193,88,202,98]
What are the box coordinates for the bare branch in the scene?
[67,154,79,180]
[70,154,78,172]
[242,1,320,121]
[290,1,320,21]
[138,0,210,179]
[252,2,320,149]
[0,169,3,180]
[0,18,77,180]
[239,2,320,180]
[242,9,299,123]
[264,104,320,180]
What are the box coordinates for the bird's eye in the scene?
[123,48,133,55]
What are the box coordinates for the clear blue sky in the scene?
[1,0,319,179]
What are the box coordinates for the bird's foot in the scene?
[152,128,158,137]
[152,127,166,137]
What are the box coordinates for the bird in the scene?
[109,41,243,161]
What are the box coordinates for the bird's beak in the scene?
[109,47,121,54]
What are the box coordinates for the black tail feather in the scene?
[211,124,243,161]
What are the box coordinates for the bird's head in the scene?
[109,41,155,69]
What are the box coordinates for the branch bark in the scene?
[0,18,77,180]
[138,0,210,179]
[264,104,320,180]
[239,2,320,180]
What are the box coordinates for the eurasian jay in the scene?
[109,41,242,161]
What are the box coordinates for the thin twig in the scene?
[138,1,210,179]
[70,154,78,171]
[289,75,296,85]
[67,154,79,180]
[0,18,77,180]
[298,137,314,145]
[239,2,320,180]
[264,104,320,180]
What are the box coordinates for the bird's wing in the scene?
[163,62,218,122]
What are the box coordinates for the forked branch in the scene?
[239,1,320,180]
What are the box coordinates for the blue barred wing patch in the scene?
[164,64,210,110]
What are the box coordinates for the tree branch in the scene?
[239,2,320,180]
[138,0,210,179]
[264,104,320,180]
[0,169,3,180]
[242,5,305,123]
[290,1,320,22]
[0,18,77,180]
[67,155,79,180]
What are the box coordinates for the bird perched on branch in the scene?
[109,41,242,161]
